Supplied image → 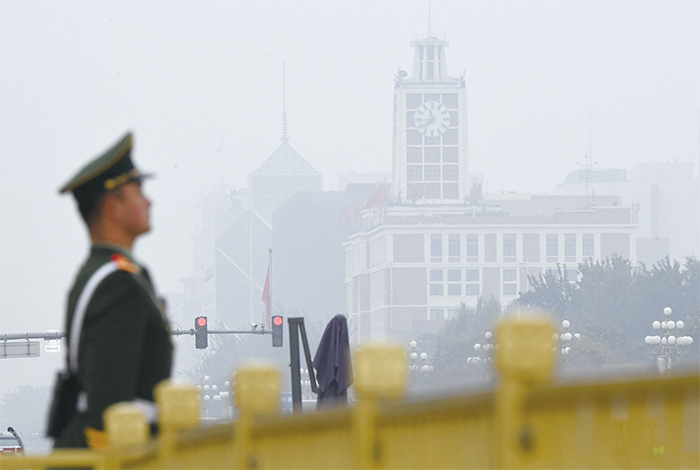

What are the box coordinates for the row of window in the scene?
[407,146,459,163]
[407,182,459,200]
[431,236,479,258]
[547,236,594,257]
[406,93,458,110]
[428,268,519,296]
[407,164,459,182]
[430,235,595,259]
[406,128,458,146]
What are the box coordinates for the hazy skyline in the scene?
[1,0,699,398]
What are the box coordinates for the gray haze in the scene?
[1,0,699,412]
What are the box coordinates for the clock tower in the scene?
[392,35,468,203]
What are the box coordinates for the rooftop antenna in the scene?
[281,60,289,144]
[577,118,598,206]
[427,0,432,37]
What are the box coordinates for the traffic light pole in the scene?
[170,329,271,336]
[287,317,318,413]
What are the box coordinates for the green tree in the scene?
[514,255,699,375]
[516,264,575,319]
[427,297,501,392]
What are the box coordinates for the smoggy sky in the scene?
[1,1,698,396]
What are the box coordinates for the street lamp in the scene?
[644,307,694,375]
[408,340,432,374]
[559,320,581,363]
[468,331,494,365]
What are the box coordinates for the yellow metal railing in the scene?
[1,314,698,469]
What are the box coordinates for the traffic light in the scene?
[271,315,283,347]
[195,316,208,349]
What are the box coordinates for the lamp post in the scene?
[559,320,581,364]
[644,307,694,375]
[468,331,494,365]
[409,340,432,375]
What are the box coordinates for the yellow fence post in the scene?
[353,343,407,469]
[495,314,556,470]
[233,362,281,469]
[103,402,151,468]
[155,380,201,467]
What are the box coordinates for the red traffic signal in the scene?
[271,315,283,347]
[195,316,208,349]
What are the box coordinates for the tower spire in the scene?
[281,60,289,144]
[428,0,432,37]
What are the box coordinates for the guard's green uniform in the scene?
[54,132,172,448]
[54,244,172,448]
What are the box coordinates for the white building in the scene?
[553,162,699,264]
[345,33,637,343]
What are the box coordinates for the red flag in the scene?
[262,265,271,326]
[364,186,388,210]
[339,203,357,226]
[470,181,482,204]
[411,183,426,203]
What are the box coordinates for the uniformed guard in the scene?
[53,132,172,449]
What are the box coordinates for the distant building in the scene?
[271,189,371,324]
[183,109,323,328]
[345,196,636,343]
[554,162,699,264]
[392,34,469,203]
[344,32,637,343]
[248,136,323,224]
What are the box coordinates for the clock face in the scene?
[414,101,450,137]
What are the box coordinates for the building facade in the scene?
[345,197,637,343]
[392,35,469,203]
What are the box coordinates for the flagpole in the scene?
[267,248,273,328]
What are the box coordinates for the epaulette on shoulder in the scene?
[111,253,140,274]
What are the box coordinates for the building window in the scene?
[465,269,479,296]
[426,183,441,199]
[447,269,461,295]
[425,135,440,145]
[407,165,422,181]
[442,147,458,163]
[430,309,444,321]
[442,93,458,109]
[546,236,558,257]
[503,237,516,257]
[406,94,422,109]
[425,165,441,181]
[424,147,441,162]
[431,235,442,259]
[442,183,459,199]
[443,165,459,181]
[467,237,478,257]
[583,237,594,256]
[503,268,517,296]
[407,147,422,163]
[442,129,458,145]
[465,284,480,296]
[449,111,459,127]
[448,235,460,258]
[406,130,422,145]
[430,269,443,296]
[565,268,578,282]
[565,237,576,257]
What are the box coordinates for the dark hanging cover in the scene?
[312,314,353,408]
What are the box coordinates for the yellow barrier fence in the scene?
[1,314,698,469]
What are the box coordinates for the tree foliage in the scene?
[426,297,501,392]
[516,255,699,374]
